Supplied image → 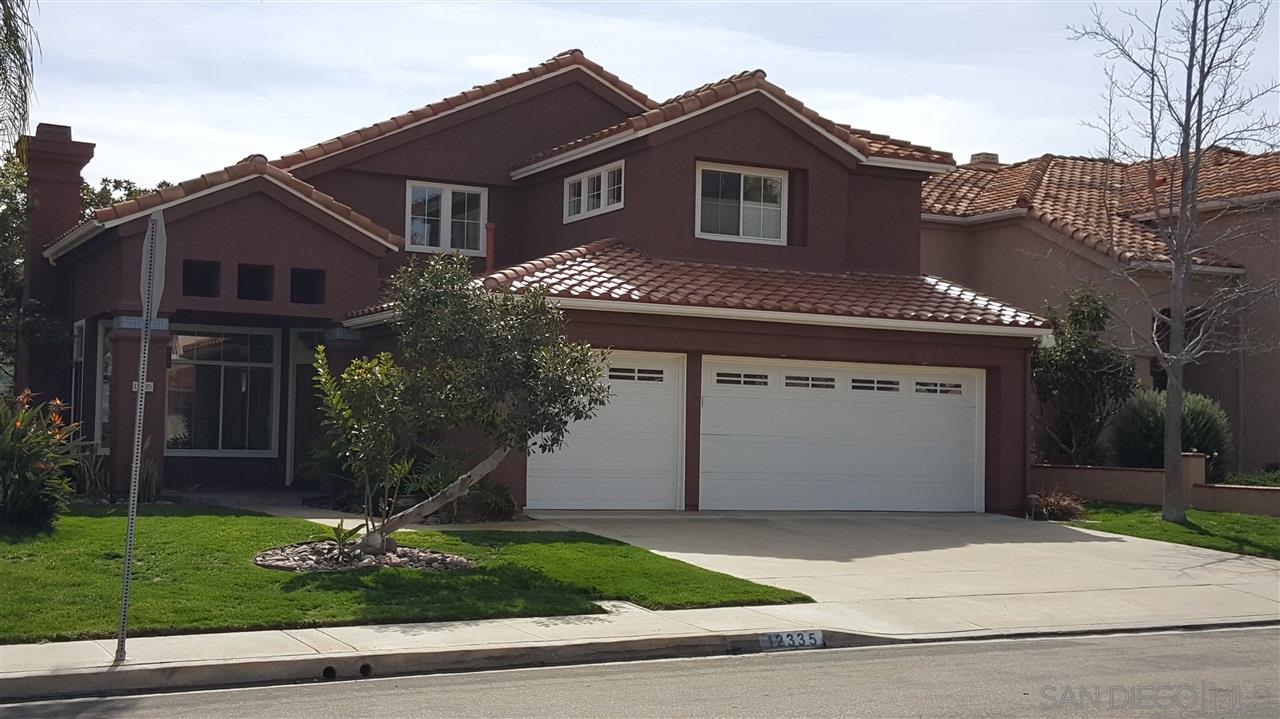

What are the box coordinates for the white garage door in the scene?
[526,352,683,509]
[700,357,984,512]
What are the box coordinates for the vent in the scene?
[715,371,769,387]
[784,374,836,389]
[609,367,664,382]
[915,380,963,395]
[851,378,900,392]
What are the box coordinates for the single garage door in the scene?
[700,357,983,512]
[526,352,683,509]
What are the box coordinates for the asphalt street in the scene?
[6,627,1277,719]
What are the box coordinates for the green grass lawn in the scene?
[0,505,808,644]
[1071,502,1280,560]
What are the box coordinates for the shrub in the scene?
[1033,488,1086,521]
[0,391,78,527]
[69,447,108,500]
[1111,389,1232,481]
[1222,470,1280,487]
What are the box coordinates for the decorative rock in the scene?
[254,541,475,573]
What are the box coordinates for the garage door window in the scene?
[915,380,963,395]
[784,374,836,389]
[608,367,664,382]
[715,371,769,387]
[851,378,900,392]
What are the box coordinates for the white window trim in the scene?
[563,159,625,223]
[694,161,788,246]
[404,180,488,256]
[164,324,281,458]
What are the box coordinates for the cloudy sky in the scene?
[31,1,1279,186]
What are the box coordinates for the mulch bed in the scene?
[254,541,475,573]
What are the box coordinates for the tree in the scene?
[315,253,610,553]
[0,151,169,388]
[1032,285,1137,465]
[1072,0,1279,522]
[0,0,35,150]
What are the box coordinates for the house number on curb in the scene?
[758,630,825,651]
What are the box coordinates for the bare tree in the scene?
[1072,0,1279,522]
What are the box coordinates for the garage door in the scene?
[700,357,983,512]
[526,352,683,509]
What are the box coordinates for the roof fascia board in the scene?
[345,297,1048,337]
[1129,260,1246,276]
[287,66,651,173]
[1126,191,1280,220]
[921,208,1028,225]
[260,175,399,253]
[511,88,953,180]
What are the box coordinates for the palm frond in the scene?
[0,0,36,151]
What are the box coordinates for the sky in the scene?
[29,1,1280,186]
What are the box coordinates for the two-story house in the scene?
[19,50,1049,515]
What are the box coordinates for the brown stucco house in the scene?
[18,50,1054,515]
[921,150,1280,473]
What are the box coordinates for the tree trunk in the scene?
[358,447,511,553]
[1162,376,1186,523]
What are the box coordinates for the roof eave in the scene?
[921,208,1029,225]
[42,219,104,264]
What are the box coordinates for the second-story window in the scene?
[696,161,787,245]
[564,160,624,223]
[405,181,487,255]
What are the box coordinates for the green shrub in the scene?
[1223,471,1280,487]
[0,391,78,527]
[1111,389,1232,481]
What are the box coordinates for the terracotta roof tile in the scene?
[56,156,401,251]
[462,240,1043,329]
[511,70,953,172]
[273,50,657,170]
[922,150,1279,267]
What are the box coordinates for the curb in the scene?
[5,620,1276,703]
[0,630,892,702]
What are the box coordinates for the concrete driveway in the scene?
[531,511,1280,638]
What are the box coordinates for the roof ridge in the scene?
[273,50,658,170]
[1015,155,1055,208]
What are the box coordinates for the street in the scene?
[7,627,1277,718]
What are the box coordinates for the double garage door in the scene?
[526,353,984,512]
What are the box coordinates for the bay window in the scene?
[405,181,487,255]
[564,160,624,222]
[696,162,787,245]
[165,327,278,455]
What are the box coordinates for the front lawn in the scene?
[0,505,808,644]
[1071,502,1280,560]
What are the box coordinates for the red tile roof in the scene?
[469,239,1043,329]
[922,150,1279,267]
[511,70,954,172]
[273,50,657,170]
[49,155,401,255]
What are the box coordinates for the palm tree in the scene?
[0,0,34,150]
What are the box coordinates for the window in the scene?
[696,162,787,245]
[915,380,963,396]
[165,328,278,455]
[851,378,901,392]
[564,160,624,222]
[95,322,111,452]
[70,321,86,424]
[608,367,664,382]
[182,260,220,297]
[237,264,273,301]
[289,268,326,305]
[715,371,769,387]
[406,181,487,255]
[784,374,835,389]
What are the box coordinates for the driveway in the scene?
[531,511,1280,638]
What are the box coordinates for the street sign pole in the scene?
[115,210,167,662]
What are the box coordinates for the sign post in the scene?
[115,210,167,662]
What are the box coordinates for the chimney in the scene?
[15,123,95,398]
[962,152,1003,172]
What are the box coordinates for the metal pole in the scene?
[115,212,165,662]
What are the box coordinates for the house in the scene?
[18,50,1052,515]
[922,151,1280,473]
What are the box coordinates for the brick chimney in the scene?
[962,152,1003,172]
[15,123,95,398]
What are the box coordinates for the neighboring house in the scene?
[922,150,1280,473]
[18,50,1051,515]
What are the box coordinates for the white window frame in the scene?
[563,159,625,223]
[404,180,488,256]
[164,324,281,458]
[694,161,788,246]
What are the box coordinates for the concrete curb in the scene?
[0,630,891,702]
[5,620,1277,703]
